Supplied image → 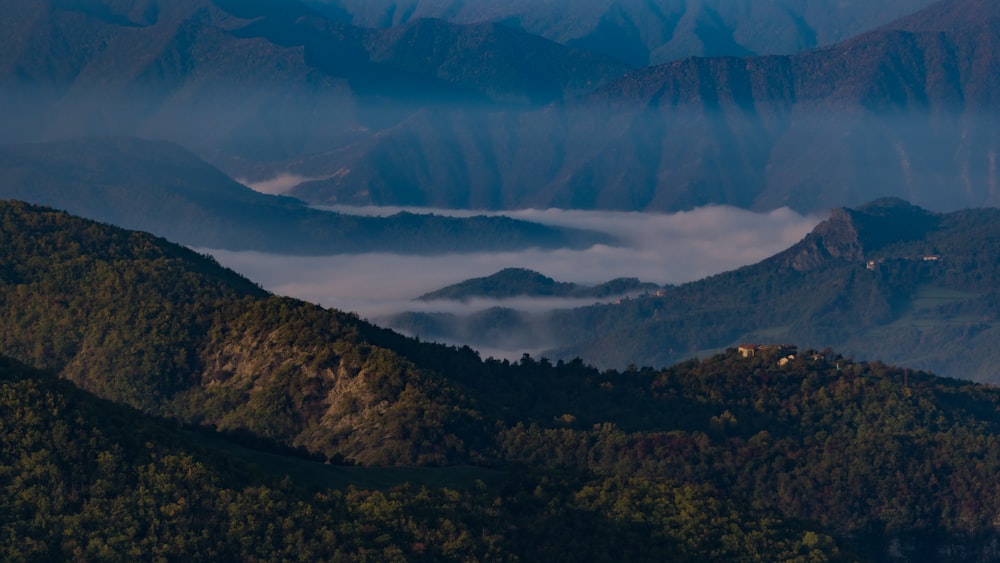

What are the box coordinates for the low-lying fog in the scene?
[207,206,820,329]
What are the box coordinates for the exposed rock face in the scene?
[773,207,865,271]
[773,198,940,271]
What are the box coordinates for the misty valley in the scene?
[4,0,1000,561]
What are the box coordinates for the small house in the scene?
[738,344,798,359]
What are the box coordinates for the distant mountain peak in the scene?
[417,267,658,301]
[775,199,940,270]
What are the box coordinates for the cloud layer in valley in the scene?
[206,205,822,319]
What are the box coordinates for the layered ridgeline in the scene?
[8,201,1000,559]
[386,199,1000,383]
[6,0,995,214]
[0,0,627,177]
[417,267,659,301]
[293,0,1000,213]
[310,0,938,66]
[0,138,609,254]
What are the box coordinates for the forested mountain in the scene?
[291,0,1000,213]
[309,0,938,66]
[385,199,1000,382]
[0,137,609,254]
[7,202,1000,560]
[0,353,848,561]
[418,267,658,301]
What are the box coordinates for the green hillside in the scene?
[387,199,1000,383]
[547,199,1000,380]
[1,354,846,562]
[7,201,1000,560]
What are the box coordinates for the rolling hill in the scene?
[417,267,659,301]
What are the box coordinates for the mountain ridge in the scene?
[0,136,612,254]
[293,0,1000,213]
[417,267,659,301]
[308,0,940,66]
[382,199,1000,382]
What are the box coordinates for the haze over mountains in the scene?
[0,137,610,254]
[417,267,659,301]
[4,0,997,214]
[294,0,1000,212]
[0,0,625,167]
[384,199,1000,383]
[308,0,939,66]
[9,2,1000,558]
[10,201,1000,561]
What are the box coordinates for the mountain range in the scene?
[4,0,997,214]
[10,1,1000,560]
[292,0,1000,213]
[6,202,1000,560]
[385,198,1000,382]
[307,0,940,66]
[0,0,625,171]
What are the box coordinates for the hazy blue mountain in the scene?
[292,0,1000,214]
[417,267,659,301]
[0,137,611,254]
[307,0,938,66]
[5,0,997,215]
[0,0,627,175]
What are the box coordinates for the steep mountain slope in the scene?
[310,0,938,66]
[0,200,494,464]
[0,137,610,254]
[555,199,1000,379]
[385,199,1000,382]
[294,0,1000,214]
[0,0,627,175]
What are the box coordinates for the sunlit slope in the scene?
[0,351,858,562]
[0,200,500,464]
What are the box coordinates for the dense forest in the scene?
[4,201,1000,560]
[2,355,846,562]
